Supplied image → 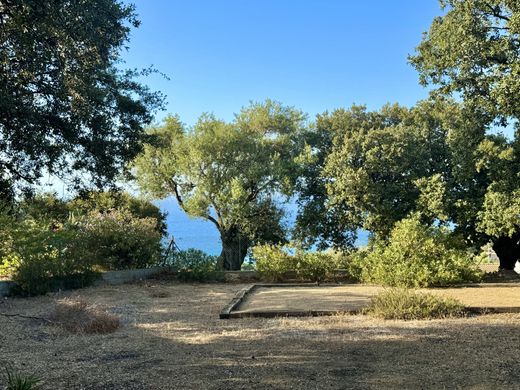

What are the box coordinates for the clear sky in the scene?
[123,0,443,126]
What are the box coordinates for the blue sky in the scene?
[123,0,443,126]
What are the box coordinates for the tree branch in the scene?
[484,3,510,22]
[168,178,221,230]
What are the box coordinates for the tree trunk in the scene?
[218,227,250,271]
[492,232,520,270]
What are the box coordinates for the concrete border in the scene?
[219,284,257,319]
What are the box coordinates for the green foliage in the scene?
[3,217,99,296]
[1,193,164,295]
[0,0,164,194]
[252,244,298,282]
[168,249,222,282]
[0,214,19,278]
[133,100,307,270]
[411,0,520,122]
[4,368,42,390]
[252,244,349,282]
[410,0,520,268]
[295,251,338,283]
[340,248,367,282]
[70,191,167,235]
[19,191,167,235]
[19,193,69,223]
[365,288,465,320]
[293,108,365,249]
[323,100,462,238]
[240,262,256,271]
[478,189,520,238]
[74,211,163,271]
[360,215,482,287]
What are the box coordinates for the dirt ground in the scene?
[238,284,520,314]
[1,282,520,389]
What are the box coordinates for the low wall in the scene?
[94,266,167,286]
[222,270,259,283]
[0,280,16,297]
[0,267,168,297]
[0,268,264,296]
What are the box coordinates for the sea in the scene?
[156,196,369,255]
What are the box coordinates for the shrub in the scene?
[69,190,167,235]
[240,261,256,271]
[252,244,348,282]
[5,218,99,296]
[19,193,69,223]
[361,215,482,287]
[4,368,42,390]
[0,214,19,278]
[168,249,222,282]
[75,210,163,270]
[1,194,164,295]
[339,249,366,282]
[252,244,298,282]
[365,288,465,320]
[296,251,337,283]
[50,298,120,334]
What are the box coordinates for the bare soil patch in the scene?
[1,282,520,389]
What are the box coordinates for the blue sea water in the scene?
[156,196,369,255]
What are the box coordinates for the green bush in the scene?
[19,193,69,223]
[4,218,99,296]
[69,190,167,235]
[0,215,19,278]
[1,194,165,295]
[252,244,298,282]
[74,210,163,271]
[365,288,465,320]
[252,244,348,282]
[361,215,482,287]
[339,249,366,282]
[168,249,223,282]
[296,251,337,283]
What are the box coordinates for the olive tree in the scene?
[133,101,307,270]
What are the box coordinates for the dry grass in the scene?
[49,298,120,334]
[142,283,171,298]
[1,282,520,389]
[147,289,171,298]
[365,288,466,320]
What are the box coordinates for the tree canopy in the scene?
[133,100,307,270]
[0,0,164,197]
[409,0,520,269]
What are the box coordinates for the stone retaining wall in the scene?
[94,267,167,286]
